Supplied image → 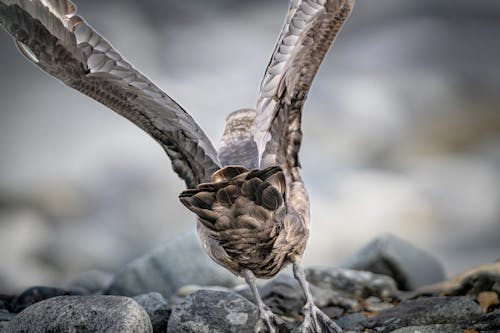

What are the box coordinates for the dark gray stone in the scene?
[336,313,369,331]
[133,292,170,333]
[106,231,239,298]
[305,267,398,300]
[467,309,500,331]
[2,295,152,333]
[167,289,258,333]
[390,324,462,333]
[68,270,114,294]
[9,286,85,313]
[343,233,445,290]
[366,296,482,333]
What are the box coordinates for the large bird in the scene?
[0,0,355,332]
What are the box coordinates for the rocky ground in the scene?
[0,232,498,333]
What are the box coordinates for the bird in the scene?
[0,0,355,332]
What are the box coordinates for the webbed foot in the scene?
[254,305,288,333]
[293,302,342,333]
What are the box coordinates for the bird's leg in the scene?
[292,262,343,333]
[242,269,285,333]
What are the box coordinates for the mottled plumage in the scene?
[0,0,355,332]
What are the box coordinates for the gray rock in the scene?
[366,296,482,333]
[468,309,500,331]
[2,295,152,333]
[343,233,445,290]
[9,286,85,313]
[390,324,462,333]
[0,310,15,330]
[238,274,356,318]
[133,292,170,333]
[106,231,239,298]
[167,289,258,333]
[336,313,369,332]
[68,270,114,294]
[305,267,398,300]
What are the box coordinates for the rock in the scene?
[133,292,170,333]
[0,310,15,330]
[67,270,114,294]
[365,296,482,332]
[343,233,445,290]
[336,313,369,332]
[8,286,85,313]
[305,267,398,300]
[468,309,500,331]
[3,295,152,333]
[167,289,259,333]
[390,324,462,333]
[238,274,355,319]
[106,231,239,298]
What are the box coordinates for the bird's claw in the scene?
[254,306,287,333]
[293,303,343,333]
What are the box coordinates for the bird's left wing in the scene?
[254,0,354,179]
[0,0,220,188]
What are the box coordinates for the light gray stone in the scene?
[167,289,258,333]
[106,231,239,299]
[343,233,445,290]
[133,292,170,333]
[67,270,114,294]
[2,295,152,333]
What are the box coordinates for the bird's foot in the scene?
[293,302,342,333]
[254,306,287,333]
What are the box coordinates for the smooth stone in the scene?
[366,296,482,332]
[2,295,152,333]
[67,270,114,294]
[133,292,170,333]
[343,233,445,290]
[167,289,259,333]
[106,231,239,299]
[305,267,398,300]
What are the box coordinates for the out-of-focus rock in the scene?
[389,324,461,333]
[67,270,114,294]
[305,267,398,300]
[8,286,85,313]
[2,295,152,333]
[415,262,500,297]
[133,292,170,333]
[106,231,239,298]
[0,310,15,330]
[365,296,482,332]
[469,309,500,331]
[343,233,445,290]
[167,289,259,333]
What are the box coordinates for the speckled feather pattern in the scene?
[180,166,308,278]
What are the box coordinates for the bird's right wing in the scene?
[0,0,220,188]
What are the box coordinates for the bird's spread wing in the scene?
[254,0,354,177]
[0,0,220,188]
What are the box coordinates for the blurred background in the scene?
[0,0,499,293]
